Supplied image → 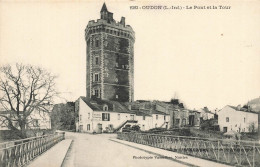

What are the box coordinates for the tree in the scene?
[51,102,75,131]
[248,122,256,133]
[0,64,57,138]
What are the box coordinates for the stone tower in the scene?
[85,3,135,102]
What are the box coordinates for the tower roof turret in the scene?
[101,3,108,12]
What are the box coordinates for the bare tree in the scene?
[0,63,57,138]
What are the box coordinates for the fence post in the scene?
[239,139,241,166]
[253,142,255,167]
[62,132,65,140]
[217,140,220,161]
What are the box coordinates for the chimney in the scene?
[120,17,125,26]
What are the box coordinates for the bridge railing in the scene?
[117,132,260,167]
[0,132,65,167]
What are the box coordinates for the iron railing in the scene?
[117,132,260,167]
[0,132,65,167]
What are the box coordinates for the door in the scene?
[97,124,102,133]
[189,115,195,126]
[79,125,83,132]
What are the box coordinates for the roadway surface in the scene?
[62,132,189,167]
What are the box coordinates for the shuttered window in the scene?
[102,113,110,121]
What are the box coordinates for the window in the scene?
[118,114,120,120]
[223,127,227,132]
[102,113,110,121]
[87,124,90,131]
[244,117,246,123]
[164,115,166,121]
[94,74,99,82]
[88,113,90,119]
[176,119,180,125]
[130,115,134,120]
[34,120,39,127]
[156,115,158,120]
[182,119,186,126]
[115,95,118,99]
[116,55,119,68]
[80,115,82,121]
[94,89,99,97]
[226,117,229,122]
[155,123,157,128]
[143,116,145,120]
[103,105,108,111]
[95,57,99,65]
[95,39,99,47]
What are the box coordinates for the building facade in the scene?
[85,3,135,102]
[218,105,258,133]
[198,107,215,120]
[75,97,154,133]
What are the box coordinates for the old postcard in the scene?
[0,0,259,167]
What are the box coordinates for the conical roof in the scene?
[101,3,108,12]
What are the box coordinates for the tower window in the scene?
[95,39,99,47]
[94,89,100,97]
[95,57,99,65]
[116,95,118,99]
[116,54,119,68]
[94,74,99,82]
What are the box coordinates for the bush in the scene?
[131,125,140,131]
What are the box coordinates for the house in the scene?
[198,107,215,120]
[218,105,258,133]
[75,97,139,133]
[75,97,173,133]
[132,110,152,131]
[139,109,170,129]
[0,109,52,131]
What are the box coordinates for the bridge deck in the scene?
[61,132,230,167]
[27,139,72,167]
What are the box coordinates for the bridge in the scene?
[0,132,259,167]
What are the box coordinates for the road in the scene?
[62,132,188,167]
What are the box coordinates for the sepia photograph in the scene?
[0,0,260,166]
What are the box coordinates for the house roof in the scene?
[79,97,135,114]
[131,110,152,117]
[224,105,258,114]
[138,109,169,115]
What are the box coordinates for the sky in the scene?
[0,0,260,110]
